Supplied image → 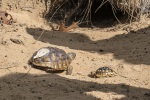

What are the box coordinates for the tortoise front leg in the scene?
[66,65,73,75]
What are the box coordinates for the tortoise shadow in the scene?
[0,73,149,100]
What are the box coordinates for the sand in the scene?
[0,11,149,100]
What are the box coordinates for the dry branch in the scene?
[50,21,79,32]
[58,21,79,32]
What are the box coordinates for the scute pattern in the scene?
[30,47,74,72]
[94,67,116,78]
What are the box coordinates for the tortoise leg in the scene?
[66,65,73,75]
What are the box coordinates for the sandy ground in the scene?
[0,11,150,100]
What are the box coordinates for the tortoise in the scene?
[90,67,117,78]
[28,47,76,75]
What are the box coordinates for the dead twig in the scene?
[15,65,32,81]
[32,29,45,44]
[59,21,79,32]
[50,20,79,32]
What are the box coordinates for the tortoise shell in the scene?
[91,67,116,78]
[29,47,76,74]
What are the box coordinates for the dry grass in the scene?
[45,0,147,24]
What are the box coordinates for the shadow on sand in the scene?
[0,73,150,100]
[26,26,150,65]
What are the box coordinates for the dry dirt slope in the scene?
[0,11,149,100]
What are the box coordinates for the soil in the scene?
[0,0,150,100]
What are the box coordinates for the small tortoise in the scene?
[90,67,117,78]
[29,47,76,75]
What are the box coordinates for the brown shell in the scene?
[30,47,72,70]
[94,67,116,78]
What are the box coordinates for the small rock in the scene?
[38,97,42,99]
[19,24,27,27]
[23,66,28,69]
[99,49,104,52]
[21,50,24,53]
[110,59,113,61]
[17,84,20,86]
[31,91,35,93]
[144,93,150,97]
[77,72,82,75]
[91,58,95,61]
[130,30,136,33]
[13,28,18,32]
[48,83,52,87]
[1,41,7,45]
[69,39,73,42]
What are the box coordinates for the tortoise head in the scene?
[90,71,96,78]
[67,52,76,60]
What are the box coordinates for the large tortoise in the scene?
[29,47,76,75]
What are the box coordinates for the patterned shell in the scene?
[31,47,72,70]
[94,67,116,78]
